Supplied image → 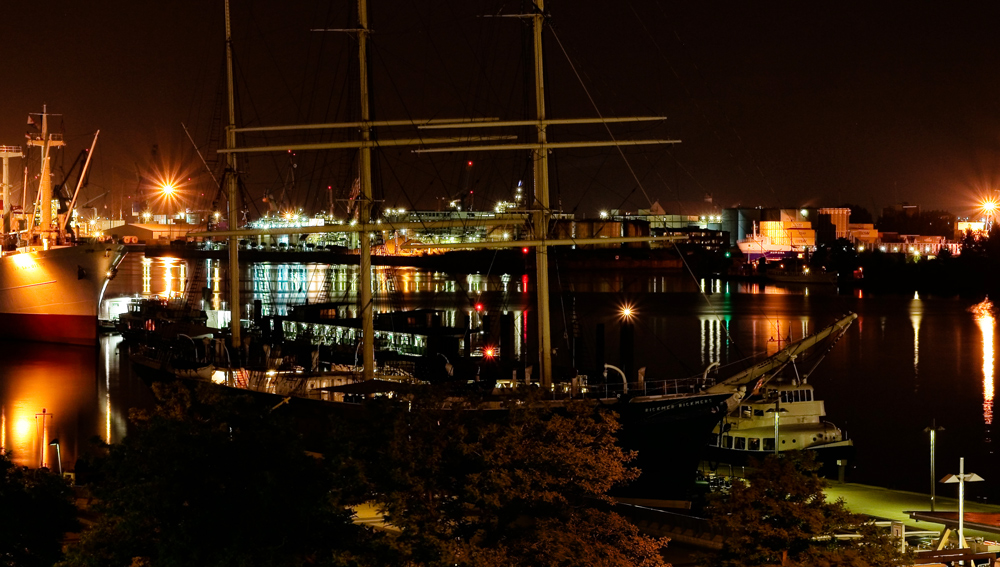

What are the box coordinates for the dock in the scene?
[613,482,1000,566]
[824,482,1000,541]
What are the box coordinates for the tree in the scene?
[59,382,382,567]
[707,452,911,567]
[809,238,858,276]
[351,394,669,567]
[0,452,78,567]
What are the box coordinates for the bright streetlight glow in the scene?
[619,303,635,321]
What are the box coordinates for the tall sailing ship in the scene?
[0,109,126,345]
[121,0,869,504]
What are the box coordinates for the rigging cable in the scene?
[546,26,656,209]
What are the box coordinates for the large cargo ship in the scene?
[0,242,126,345]
[0,108,127,345]
[738,220,816,261]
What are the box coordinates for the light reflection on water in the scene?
[0,336,151,472]
[8,252,1000,499]
[911,308,921,391]
[974,299,995,425]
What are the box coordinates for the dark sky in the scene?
[4,1,1000,221]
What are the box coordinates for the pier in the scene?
[615,482,1000,565]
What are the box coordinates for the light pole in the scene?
[766,400,788,454]
[48,438,62,476]
[34,408,52,468]
[941,457,984,549]
[925,419,944,511]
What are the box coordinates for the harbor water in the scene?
[1,252,997,504]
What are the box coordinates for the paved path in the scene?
[825,482,1000,541]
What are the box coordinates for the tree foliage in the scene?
[707,452,911,567]
[877,208,955,238]
[58,382,381,567]
[350,394,669,567]
[60,383,667,567]
[0,452,78,567]
[809,238,858,276]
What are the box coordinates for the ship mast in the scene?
[26,107,65,247]
[224,0,242,348]
[409,4,681,388]
[357,0,375,381]
[531,0,554,385]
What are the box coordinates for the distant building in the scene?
[847,223,878,245]
[956,221,986,238]
[553,218,651,249]
[106,222,205,243]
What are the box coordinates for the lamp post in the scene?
[34,408,52,468]
[48,438,62,476]
[941,457,984,548]
[766,400,789,454]
[925,419,944,511]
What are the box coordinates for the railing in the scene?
[498,376,718,400]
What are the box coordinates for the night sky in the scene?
[4,1,1000,221]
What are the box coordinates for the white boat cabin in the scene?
[708,383,845,453]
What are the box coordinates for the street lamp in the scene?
[34,408,52,468]
[941,457,984,548]
[48,438,62,475]
[925,419,944,511]
[981,198,999,231]
[766,400,789,454]
[619,303,635,322]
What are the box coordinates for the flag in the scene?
[26,115,37,129]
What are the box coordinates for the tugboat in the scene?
[704,380,854,478]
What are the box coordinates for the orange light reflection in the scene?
[974,299,995,425]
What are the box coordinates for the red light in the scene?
[475,303,484,312]
[522,247,529,254]
[484,347,495,358]
[467,160,473,166]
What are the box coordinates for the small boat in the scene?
[129,345,216,382]
[765,265,838,284]
[703,380,854,478]
[114,297,209,340]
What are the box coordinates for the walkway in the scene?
[825,482,1000,541]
